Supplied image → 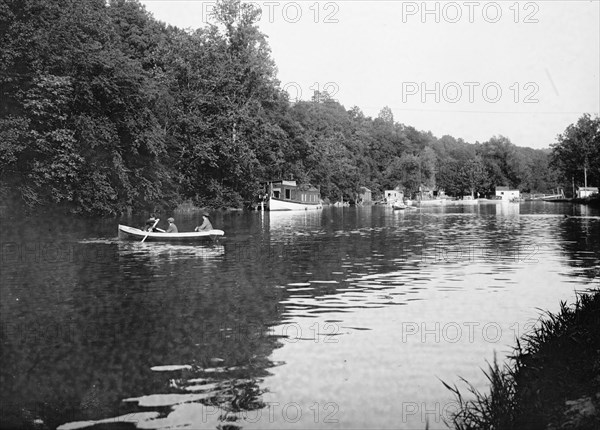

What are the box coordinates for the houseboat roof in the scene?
[269,180,297,186]
[267,180,319,192]
[578,187,598,191]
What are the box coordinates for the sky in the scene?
[139,0,600,149]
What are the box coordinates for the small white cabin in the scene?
[384,189,403,203]
[495,187,520,201]
[577,187,598,198]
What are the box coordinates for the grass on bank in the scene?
[443,289,600,430]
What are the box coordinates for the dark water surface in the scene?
[1,202,598,429]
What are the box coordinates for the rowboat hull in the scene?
[118,225,224,242]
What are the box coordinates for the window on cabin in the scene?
[285,189,291,199]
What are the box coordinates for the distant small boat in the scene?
[118,225,224,242]
[416,199,444,207]
[477,197,503,204]
[446,197,478,206]
[392,201,406,210]
[541,196,571,202]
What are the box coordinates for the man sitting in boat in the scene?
[195,213,213,231]
[144,216,159,232]
[166,217,178,233]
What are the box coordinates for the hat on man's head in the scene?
[203,213,210,218]
[168,217,175,223]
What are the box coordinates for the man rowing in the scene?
[144,216,159,232]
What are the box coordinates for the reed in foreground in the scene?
[443,289,600,430]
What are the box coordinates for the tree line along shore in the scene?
[1,0,599,216]
[2,3,599,429]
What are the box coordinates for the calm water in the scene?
[1,202,598,430]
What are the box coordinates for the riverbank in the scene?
[446,289,600,429]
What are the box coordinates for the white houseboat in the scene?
[264,180,323,211]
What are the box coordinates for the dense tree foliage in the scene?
[550,113,600,191]
[0,0,578,215]
[1,0,175,214]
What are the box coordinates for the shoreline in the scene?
[446,289,600,429]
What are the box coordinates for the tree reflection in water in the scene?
[3,206,599,430]
[559,207,600,281]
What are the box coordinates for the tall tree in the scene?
[551,114,600,190]
[461,157,488,197]
[166,0,284,207]
[0,0,176,214]
[377,106,394,124]
[480,136,521,189]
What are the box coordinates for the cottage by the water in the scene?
[495,186,520,201]
[576,187,598,198]
[384,188,403,204]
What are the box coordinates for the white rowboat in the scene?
[118,225,224,242]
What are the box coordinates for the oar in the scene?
[142,218,160,243]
